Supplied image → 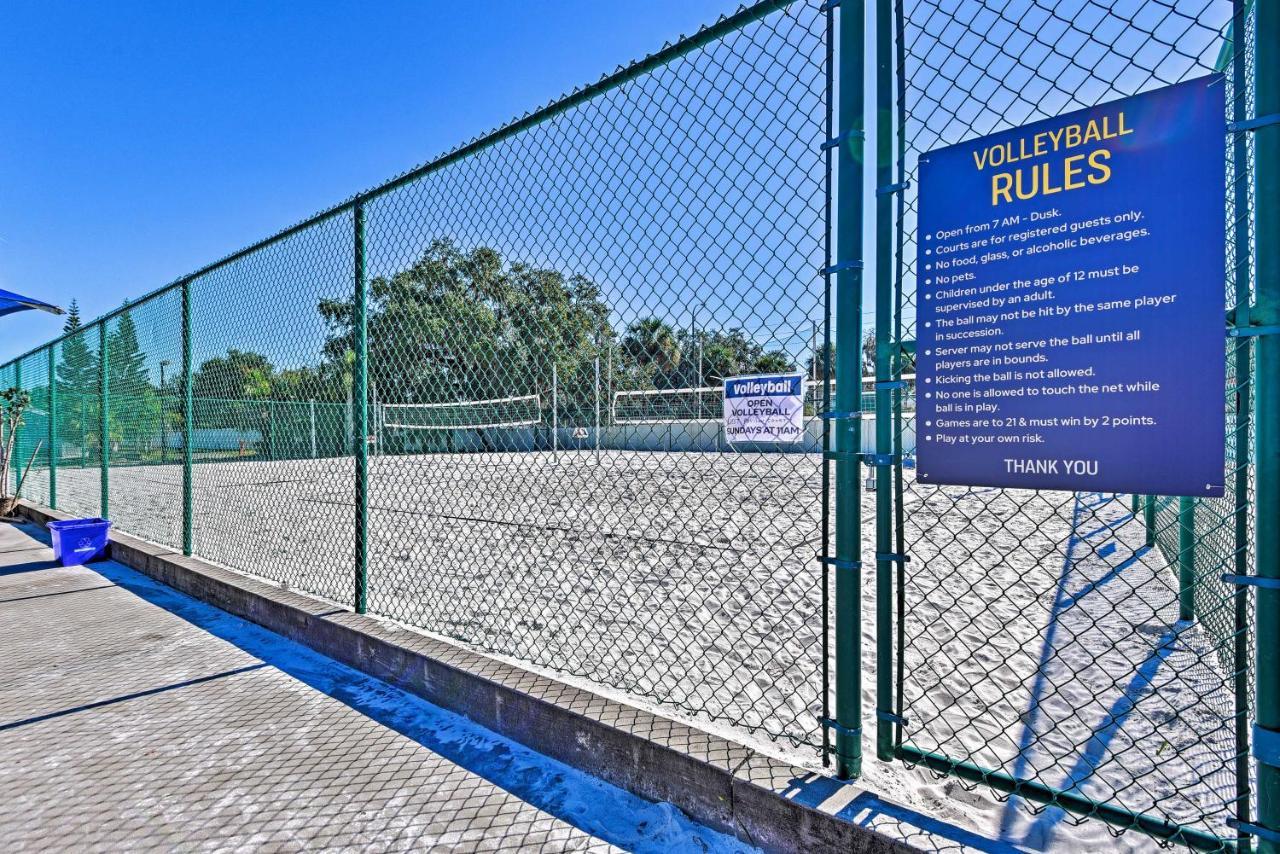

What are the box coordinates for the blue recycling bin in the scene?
[47,518,112,566]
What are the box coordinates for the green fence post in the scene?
[354,201,369,614]
[12,360,19,496]
[1143,494,1155,548]
[1254,0,1280,848]
[873,0,895,763]
[832,0,867,781]
[99,323,109,518]
[182,279,193,556]
[1230,0,1254,843]
[1177,497,1195,622]
[47,345,56,509]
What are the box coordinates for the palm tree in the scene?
[622,318,682,373]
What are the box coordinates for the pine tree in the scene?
[55,300,101,462]
[105,302,158,459]
[56,300,97,396]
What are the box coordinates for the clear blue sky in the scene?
[0,0,748,361]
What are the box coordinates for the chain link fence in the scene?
[0,0,1274,848]
[0,0,833,757]
[884,0,1257,849]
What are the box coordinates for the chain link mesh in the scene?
[51,328,103,520]
[889,0,1253,847]
[0,0,831,755]
[187,210,358,606]
[103,290,184,550]
[0,0,1267,846]
[359,0,828,750]
[8,350,52,508]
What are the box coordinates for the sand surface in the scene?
[29,450,1242,851]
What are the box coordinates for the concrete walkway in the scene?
[0,521,755,853]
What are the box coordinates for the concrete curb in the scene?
[18,501,916,854]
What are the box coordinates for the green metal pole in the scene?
[354,202,369,614]
[833,0,867,780]
[1144,494,1155,548]
[99,323,108,518]
[182,279,193,556]
[1230,0,1254,844]
[1254,0,1280,847]
[1177,497,1195,622]
[47,345,56,509]
[890,0,909,765]
[873,0,895,763]
[12,360,20,496]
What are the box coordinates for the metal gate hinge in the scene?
[819,556,862,571]
[1228,818,1280,845]
[1222,573,1280,590]
[1255,724,1280,770]
[876,181,910,196]
[1228,113,1280,133]
[860,452,899,467]
[1227,324,1280,338]
[818,716,861,738]
[876,552,910,564]
[821,260,863,276]
[819,410,859,420]
[820,128,865,150]
[874,380,908,390]
[824,450,861,463]
[876,710,909,726]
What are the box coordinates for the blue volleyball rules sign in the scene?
[916,76,1226,496]
[724,373,806,443]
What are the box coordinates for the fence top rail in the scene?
[0,0,797,376]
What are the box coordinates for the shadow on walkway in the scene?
[73,557,754,853]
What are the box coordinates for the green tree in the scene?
[752,350,795,374]
[622,318,681,373]
[676,327,794,385]
[107,306,150,398]
[319,239,612,420]
[806,342,835,382]
[193,349,276,401]
[106,303,160,460]
[56,301,98,394]
[191,349,278,451]
[55,300,101,463]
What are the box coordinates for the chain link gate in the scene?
[865,0,1268,848]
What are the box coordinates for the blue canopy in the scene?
[0,288,63,319]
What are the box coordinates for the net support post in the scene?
[1178,497,1196,622]
[832,0,867,781]
[1255,1,1280,847]
[872,0,895,764]
[47,344,56,509]
[182,278,194,556]
[99,323,108,519]
[353,202,370,615]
